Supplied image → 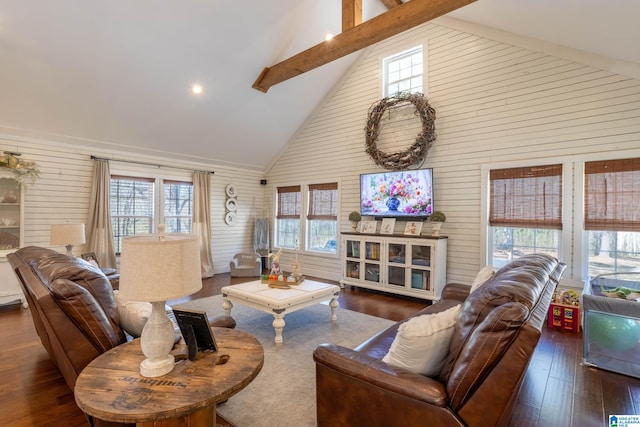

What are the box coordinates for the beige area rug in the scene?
[172,294,395,427]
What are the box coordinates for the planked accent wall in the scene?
[0,133,264,274]
[266,20,640,284]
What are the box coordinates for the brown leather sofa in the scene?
[314,253,566,427]
[8,246,234,391]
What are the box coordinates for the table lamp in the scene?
[119,232,202,377]
[50,223,86,256]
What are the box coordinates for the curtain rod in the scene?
[90,155,214,174]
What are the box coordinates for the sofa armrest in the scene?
[441,282,471,302]
[313,343,448,406]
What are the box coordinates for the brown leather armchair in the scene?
[314,254,566,427]
[8,246,234,391]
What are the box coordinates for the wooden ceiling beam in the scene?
[342,0,363,31]
[379,0,403,9]
[252,0,476,92]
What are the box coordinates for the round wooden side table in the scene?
[75,327,263,426]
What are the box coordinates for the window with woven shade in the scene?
[585,158,640,232]
[307,183,338,253]
[489,164,563,229]
[584,157,640,275]
[276,186,301,248]
[488,164,562,267]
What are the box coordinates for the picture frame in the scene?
[380,218,396,235]
[225,184,238,198]
[172,308,218,359]
[225,197,237,211]
[81,252,100,268]
[225,211,237,225]
[81,252,97,262]
[403,221,423,236]
[361,220,378,234]
[355,221,363,233]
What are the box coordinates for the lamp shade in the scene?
[50,223,86,245]
[119,233,202,302]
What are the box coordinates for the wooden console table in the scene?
[75,327,263,426]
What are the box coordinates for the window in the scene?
[383,46,423,97]
[307,183,338,253]
[164,180,193,233]
[110,176,154,253]
[489,165,562,267]
[110,176,193,254]
[275,182,339,254]
[276,186,301,249]
[584,158,640,276]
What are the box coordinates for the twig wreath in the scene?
[364,92,436,170]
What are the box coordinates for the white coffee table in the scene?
[221,279,340,344]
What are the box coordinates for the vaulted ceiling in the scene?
[1,1,638,171]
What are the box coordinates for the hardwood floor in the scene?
[1,273,638,426]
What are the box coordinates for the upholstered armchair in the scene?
[229,252,262,277]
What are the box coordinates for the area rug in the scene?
[172,294,394,427]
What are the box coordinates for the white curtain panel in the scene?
[192,171,214,278]
[86,159,117,268]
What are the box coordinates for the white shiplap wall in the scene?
[0,132,264,274]
[266,20,640,285]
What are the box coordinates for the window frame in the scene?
[583,157,640,276]
[381,44,426,98]
[110,174,194,254]
[481,159,573,272]
[273,181,340,257]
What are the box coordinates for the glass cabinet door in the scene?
[346,240,360,258]
[365,242,380,261]
[411,244,431,267]
[0,177,21,251]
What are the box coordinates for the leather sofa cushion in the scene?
[48,278,125,352]
[30,252,121,329]
[446,301,528,410]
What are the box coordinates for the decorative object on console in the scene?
[118,230,202,377]
[348,211,361,230]
[364,93,437,170]
[380,218,396,234]
[404,221,423,236]
[361,220,377,234]
[50,223,86,256]
[429,210,446,236]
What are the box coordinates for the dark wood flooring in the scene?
[0,273,638,426]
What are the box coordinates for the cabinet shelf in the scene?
[340,233,447,301]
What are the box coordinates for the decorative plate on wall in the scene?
[225,184,238,198]
[225,198,237,212]
[225,211,237,225]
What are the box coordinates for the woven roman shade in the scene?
[584,157,640,232]
[489,164,563,229]
[276,186,301,219]
[307,183,338,220]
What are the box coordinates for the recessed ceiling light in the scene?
[325,33,334,41]
[191,84,203,94]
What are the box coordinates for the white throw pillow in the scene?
[382,304,461,376]
[113,290,152,338]
[469,265,495,294]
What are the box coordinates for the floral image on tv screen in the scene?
[360,169,433,218]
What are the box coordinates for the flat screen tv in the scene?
[360,168,433,219]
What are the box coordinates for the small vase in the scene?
[431,222,442,236]
[386,197,400,211]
